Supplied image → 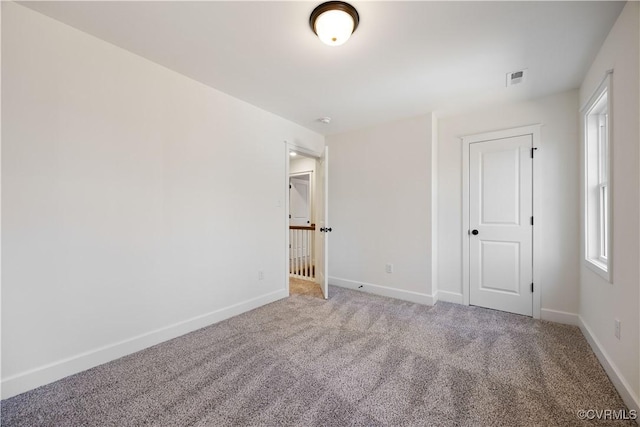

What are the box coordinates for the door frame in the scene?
[284,142,323,296]
[461,124,542,319]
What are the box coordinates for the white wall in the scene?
[437,89,580,320]
[290,156,316,176]
[1,2,323,398]
[578,1,639,410]
[326,114,436,304]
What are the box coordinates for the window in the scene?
[583,73,612,281]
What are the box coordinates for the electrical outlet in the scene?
[614,319,621,339]
[258,270,264,281]
[385,263,393,274]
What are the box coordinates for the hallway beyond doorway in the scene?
[289,277,323,299]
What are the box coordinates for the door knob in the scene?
[471,229,479,235]
[326,227,332,232]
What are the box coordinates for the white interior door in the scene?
[289,176,310,226]
[469,135,533,316]
[315,146,329,299]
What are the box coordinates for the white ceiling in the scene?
[21,1,625,135]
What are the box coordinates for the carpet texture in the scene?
[1,287,633,426]
[289,277,324,299]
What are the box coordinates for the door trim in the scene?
[284,142,323,296]
[461,124,542,319]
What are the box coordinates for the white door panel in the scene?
[316,146,329,299]
[480,148,521,225]
[479,240,520,294]
[290,177,310,226]
[469,135,532,316]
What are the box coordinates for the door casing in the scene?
[461,125,542,319]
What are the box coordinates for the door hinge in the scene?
[531,283,534,293]
[289,184,292,189]
[530,216,534,225]
[530,147,538,158]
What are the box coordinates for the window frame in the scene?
[582,71,612,282]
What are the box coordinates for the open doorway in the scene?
[288,152,323,298]
[286,144,330,299]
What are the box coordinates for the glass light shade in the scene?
[314,9,355,46]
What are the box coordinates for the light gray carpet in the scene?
[1,286,633,426]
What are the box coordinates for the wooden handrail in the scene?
[290,224,315,230]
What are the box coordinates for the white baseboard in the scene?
[329,276,435,305]
[540,308,580,326]
[436,290,464,305]
[1,289,288,400]
[578,316,640,414]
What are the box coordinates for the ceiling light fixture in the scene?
[310,1,359,47]
[290,151,297,156]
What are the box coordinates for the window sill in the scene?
[585,258,611,283]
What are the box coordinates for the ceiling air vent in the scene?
[506,69,527,87]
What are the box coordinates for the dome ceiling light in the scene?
[309,1,359,47]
